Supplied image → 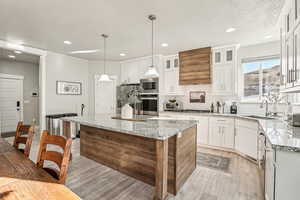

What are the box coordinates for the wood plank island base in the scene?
[63,115,197,200]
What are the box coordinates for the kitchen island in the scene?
[63,115,197,200]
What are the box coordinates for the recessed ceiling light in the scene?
[120,53,126,57]
[264,35,272,39]
[14,50,22,54]
[69,49,100,54]
[161,43,168,47]
[64,40,72,45]
[226,28,236,33]
[8,55,16,59]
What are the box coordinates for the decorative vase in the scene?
[121,104,133,119]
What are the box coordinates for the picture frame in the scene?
[56,81,82,95]
[190,91,206,103]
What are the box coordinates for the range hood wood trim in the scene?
[179,47,211,85]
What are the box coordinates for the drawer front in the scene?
[236,119,258,130]
[210,117,234,125]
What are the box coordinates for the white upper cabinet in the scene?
[212,45,238,96]
[279,0,300,92]
[225,47,234,64]
[120,56,162,84]
[213,51,222,65]
[164,55,179,71]
[120,61,140,84]
[163,55,183,95]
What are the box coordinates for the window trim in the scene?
[241,55,280,102]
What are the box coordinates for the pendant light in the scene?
[144,14,159,78]
[99,34,111,82]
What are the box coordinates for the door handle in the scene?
[16,101,20,111]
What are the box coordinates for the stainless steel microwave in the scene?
[140,78,159,93]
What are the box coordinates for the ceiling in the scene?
[0,48,39,64]
[0,0,284,61]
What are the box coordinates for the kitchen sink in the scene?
[244,115,275,120]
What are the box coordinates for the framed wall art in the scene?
[56,81,82,95]
[190,91,206,103]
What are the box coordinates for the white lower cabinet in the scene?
[209,117,234,149]
[194,116,209,145]
[235,119,258,159]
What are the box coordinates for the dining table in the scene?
[0,137,80,200]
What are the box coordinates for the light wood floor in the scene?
[4,134,263,200]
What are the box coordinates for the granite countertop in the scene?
[62,114,197,140]
[161,111,300,152]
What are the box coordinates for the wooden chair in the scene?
[36,130,72,184]
[13,121,34,157]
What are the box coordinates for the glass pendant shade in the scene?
[144,66,159,78]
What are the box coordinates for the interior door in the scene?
[95,78,116,114]
[0,77,23,133]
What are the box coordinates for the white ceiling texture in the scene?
[0,48,39,64]
[0,0,284,61]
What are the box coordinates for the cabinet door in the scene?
[121,63,129,83]
[213,51,222,65]
[296,0,300,24]
[212,66,223,91]
[223,65,234,94]
[174,57,179,69]
[213,65,234,95]
[165,59,171,70]
[209,125,222,146]
[196,116,209,145]
[121,61,140,84]
[164,70,176,94]
[222,124,235,149]
[287,36,294,87]
[235,126,258,159]
[294,25,300,86]
[225,48,234,64]
[281,27,287,87]
[164,69,182,95]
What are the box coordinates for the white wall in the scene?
[45,52,89,116]
[88,60,121,115]
[0,59,39,124]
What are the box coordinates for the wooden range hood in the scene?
[179,47,211,85]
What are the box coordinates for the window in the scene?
[243,57,280,101]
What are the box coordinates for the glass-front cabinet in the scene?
[214,51,222,64]
[280,0,300,91]
[225,48,234,63]
[164,55,179,71]
[294,23,300,86]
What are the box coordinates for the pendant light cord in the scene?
[104,36,106,73]
[151,18,154,68]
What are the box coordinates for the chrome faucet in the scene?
[260,98,270,117]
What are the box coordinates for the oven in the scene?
[140,93,158,116]
[140,78,159,93]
